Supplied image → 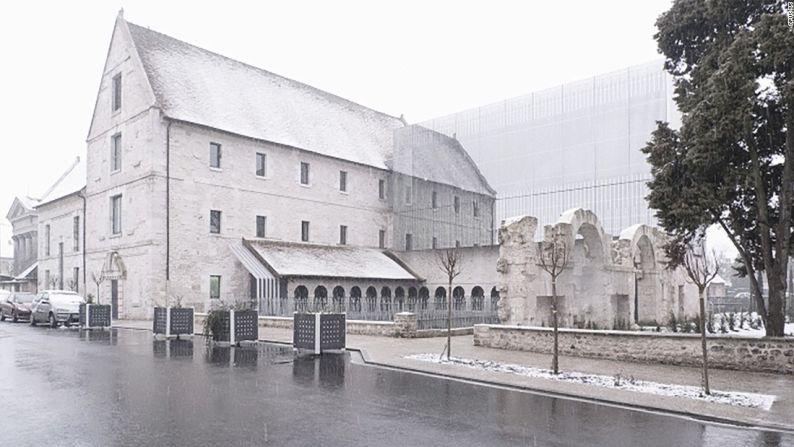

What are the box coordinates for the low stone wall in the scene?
[473,324,794,375]
[415,327,474,338]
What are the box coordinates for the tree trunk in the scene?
[767,279,786,337]
[698,288,710,395]
[551,278,559,375]
[447,281,452,360]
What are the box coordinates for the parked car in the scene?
[30,290,86,328]
[0,292,36,322]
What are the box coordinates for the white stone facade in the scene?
[36,193,85,294]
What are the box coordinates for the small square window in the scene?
[112,73,122,112]
[210,143,222,169]
[111,133,122,172]
[301,220,310,242]
[210,210,222,234]
[339,225,347,245]
[379,229,386,249]
[256,215,266,238]
[454,196,460,213]
[210,275,221,299]
[378,179,385,199]
[339,171,347,192]
[300,162,310,185]
[256,153,267,177]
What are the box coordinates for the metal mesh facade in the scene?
[420,61,679,236]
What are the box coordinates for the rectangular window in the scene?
[210,142,222,169]
[111,195,122,235]
[44,270,50,289]
[112,73,122,111]
[111,133,122,172]
[210,210,221,234]
[73,267,79,293]
[256,152,267,177]
[432,191,437,209]
[210,275,221,299]
[379,229,386,249]
[378,179,385,199]
[455,240,461,248]
[45,224,50,256]
[404,185,412,205]
[473,201,480,217]
[300,162,310,185]
[454,196,460,213]
[339,225,347,245]
[339,170,347,192]
[432,237,438,249]
[256,215,266,238]
[405,233,413,251]
[301,220,310,242]
[73,216,80,252]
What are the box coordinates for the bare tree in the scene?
[538,228,570,375]
[437,248,462,360]
[91,271,105,305]
[49,276,60,289]
[682,240,719,395]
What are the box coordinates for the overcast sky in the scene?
[1,0,695,257]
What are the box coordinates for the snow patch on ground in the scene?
[404,354,776,410]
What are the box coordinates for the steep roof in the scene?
[36,157,86,207]
[126,21,404,170]
[391,125,495,195]
[122,19,494,194]
[244,239,419,281]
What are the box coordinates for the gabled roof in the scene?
[243,239,420,281]
[6,196,37,221]
[121,18,494,194]
[125,20,404,170]
[36,157,86,207]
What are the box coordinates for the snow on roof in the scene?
[391,125,495,195]
[36,157,86,207]
[126,21,404,170]
[15,262,37,280]
[244,240,418,280]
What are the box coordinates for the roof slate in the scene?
[244,240,419,280]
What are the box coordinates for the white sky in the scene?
[5,0,737,259]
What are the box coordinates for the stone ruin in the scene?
[496,208,700,329]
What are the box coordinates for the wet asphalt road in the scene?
[0,323,791,447]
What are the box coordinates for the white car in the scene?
[30,290,86,328]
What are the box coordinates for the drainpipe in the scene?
[166,119,172,306]
[80,191,86,295]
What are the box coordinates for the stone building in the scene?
[79,12,494,318]
[497,208,699,329]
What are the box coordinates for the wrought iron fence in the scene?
[257,294,500,329]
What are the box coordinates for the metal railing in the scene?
[257,295,500,329]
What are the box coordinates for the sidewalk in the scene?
[116,320,794,432]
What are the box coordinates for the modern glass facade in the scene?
[420,60,680,237]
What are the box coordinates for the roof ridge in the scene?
[125,20,405,125]
[39,156,81,202]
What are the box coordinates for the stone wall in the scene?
[473,324,794,374]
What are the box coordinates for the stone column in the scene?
[394,312,417,338]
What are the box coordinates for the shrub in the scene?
[727,312,736,331]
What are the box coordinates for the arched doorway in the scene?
[294,285,309,312]
[395,287,405,312]
[434,287,447,310]
[453,286,465,310]
[471,286,484,311]
[349,286,362,312]
[313,285,328,311]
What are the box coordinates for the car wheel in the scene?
[49,313,58,328]
[12,311,18,323]
[64,320,71,328]
[30,314,36,326]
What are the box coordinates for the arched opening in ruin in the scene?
[381,286,392,312]
[313,285,328,311]
[419,287,429,310]
[366,286,378,312]
[349,286,362,312]
[634,234,658,324]
[294,285,309,311]
[453,286,465,310]
[490,286,499,312]
[395,287,405,312]
[408,287,418,310]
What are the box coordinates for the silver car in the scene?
[30,290,85,328]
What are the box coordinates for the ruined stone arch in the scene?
[619,224,662,324]
[471,286,484,311]
[395,287,405,312]
[313,285,328,310]
[349,286,361,312]
[553,208,608,263]
[619,224,659,271]
[434,286,446,309]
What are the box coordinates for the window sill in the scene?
[209,232,223,237]
[110,169,121,176]
[256,175,270,181]
[339,190,349,195]
[209,167,222,172]
[299,183,312,188]
[109,233,122,239]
